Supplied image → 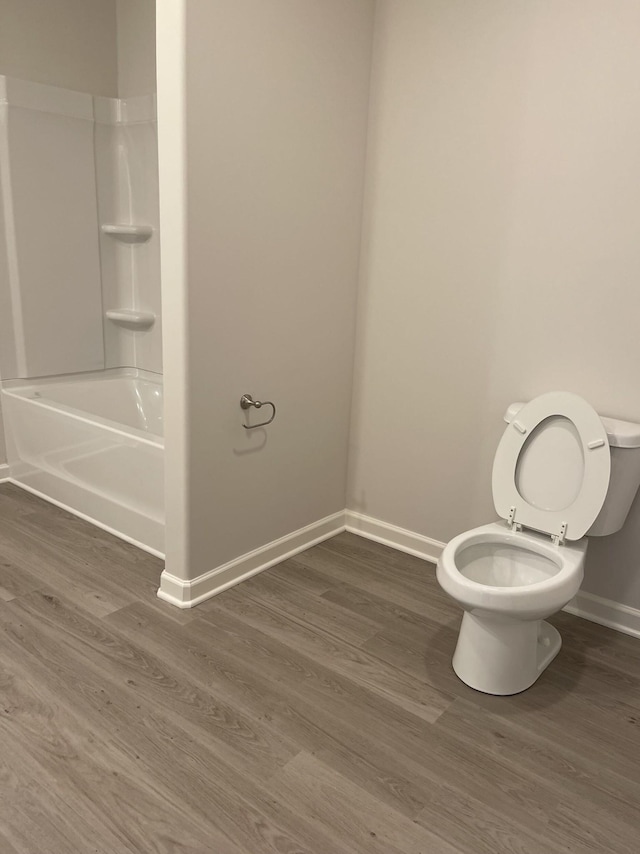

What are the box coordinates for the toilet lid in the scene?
[492,391,610,541]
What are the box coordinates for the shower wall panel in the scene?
[95,95,162,375]
[0,76,162,382]
[0,76,105,379]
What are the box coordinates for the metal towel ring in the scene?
[240,394,276,429]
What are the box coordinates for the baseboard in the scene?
[5,473,639,640]
[345,510,640,640]
[344,510,445,564]
[157,511,347,608]
[564,590,640,639]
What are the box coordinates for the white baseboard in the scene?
[344,509,445,564]
[157,511,346,609]
[4,472,639,640]
[344,510,640,640]
[564,590,640,639]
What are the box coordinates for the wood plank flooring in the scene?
[1,482,639,853]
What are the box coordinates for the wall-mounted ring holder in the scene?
[240,394,276,429]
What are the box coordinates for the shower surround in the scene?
[0,74,163,554]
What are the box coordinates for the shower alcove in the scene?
[0,74,163,555]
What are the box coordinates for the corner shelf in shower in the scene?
[106,309,156,330]
[101,223,153,243]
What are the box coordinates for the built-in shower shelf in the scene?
[106,309,155,330]
[101,223,153,243]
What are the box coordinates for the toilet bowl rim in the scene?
[436,521,585,600]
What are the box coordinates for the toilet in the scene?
[436,391,640,696]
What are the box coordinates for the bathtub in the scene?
[1,369,164,556]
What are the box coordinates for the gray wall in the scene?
[116,0,156,97]
[0,0,118,96]
[161,0,374,581]
[349,0,640,610]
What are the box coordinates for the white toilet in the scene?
[437,391,640,696]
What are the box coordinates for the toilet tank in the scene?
[504,402,640,537]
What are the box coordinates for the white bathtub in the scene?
[1,369,164,556]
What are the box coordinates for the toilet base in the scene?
[452,612,562,695]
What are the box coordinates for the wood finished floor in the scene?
[0,483,639,853]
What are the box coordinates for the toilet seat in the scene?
[492,391,610,541]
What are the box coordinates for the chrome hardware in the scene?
[240,394,276,429]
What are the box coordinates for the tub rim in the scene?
[1,367,163,448]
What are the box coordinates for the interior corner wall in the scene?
[0,0,118,96]
[349,0,640,611]
[178,0,374,580]
[116,0,157,97]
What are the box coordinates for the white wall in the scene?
[159,0,373,585]
[349,0,640,610]
[0,0,117,96]
[116,0,156,97]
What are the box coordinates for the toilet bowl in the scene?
[437,391,640,696]
[437,522,586,694]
